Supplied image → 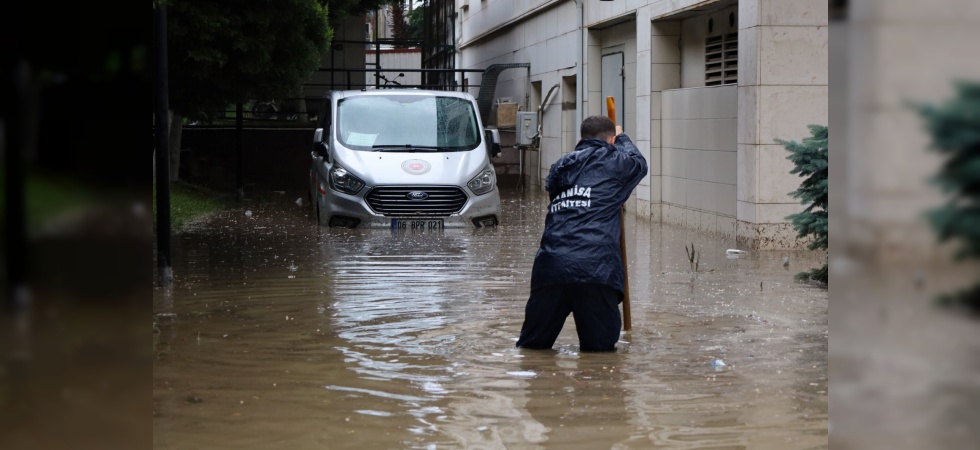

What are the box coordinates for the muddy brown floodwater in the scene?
[153,188,827,449]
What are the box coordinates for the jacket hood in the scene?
[546,138,612,196]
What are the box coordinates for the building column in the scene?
[634,7,653,218]
[649,20,681,223]
[736,0,828,250]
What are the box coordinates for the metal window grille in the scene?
[705,32,738,86]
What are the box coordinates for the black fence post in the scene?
[236,102,244,201]
[5,55,30,357]
[154,2,173,287]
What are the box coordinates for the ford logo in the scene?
[406,191,429,201]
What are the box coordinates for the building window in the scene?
[705,32,737,86]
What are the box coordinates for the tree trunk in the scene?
[169,111,183,182]
[297,96,309,122]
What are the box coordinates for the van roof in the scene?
[331,89,475,101]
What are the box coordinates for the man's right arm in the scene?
[613,134,648,188]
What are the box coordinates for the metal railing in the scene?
[308,67,487,91]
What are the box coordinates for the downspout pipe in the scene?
[537,83,560,185]
[574,0,583,140]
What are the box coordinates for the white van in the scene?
[309,89,502,229]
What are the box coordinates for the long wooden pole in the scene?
[606,96,631,331]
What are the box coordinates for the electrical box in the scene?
[516,111,538,147]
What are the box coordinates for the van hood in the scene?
[334,147,489,187]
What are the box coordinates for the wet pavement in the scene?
[153,188,828,449]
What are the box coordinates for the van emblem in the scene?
[407,191,429,201]
[401,159,431,175]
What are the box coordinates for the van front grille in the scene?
[366,186,467,216]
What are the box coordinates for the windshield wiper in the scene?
[371,144,446,152]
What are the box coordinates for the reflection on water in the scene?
[153,189,827,449]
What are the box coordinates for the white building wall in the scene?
[588,21,642,212]
[736,0,828,249]
[458,0,581,188]
[458,0,828,250]
[679,5,738,88]
[836,1,979,263]
[662,85,738,237]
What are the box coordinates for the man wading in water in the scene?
[517,115,648,352]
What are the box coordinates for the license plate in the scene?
[391,219,444,231]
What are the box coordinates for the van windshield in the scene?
[337,95,481,151]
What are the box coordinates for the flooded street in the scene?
[153,188,827,449]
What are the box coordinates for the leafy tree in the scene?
[406,2,425,41]
[327,0,391,23]
[168,0,333,120]
[390,0,409,41]
[161,0,394,181]
[916,81,980,313]
[776,124,828,284]
[164,0,331,180]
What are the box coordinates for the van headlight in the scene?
[329,166,365,194]
[467,165,496,195]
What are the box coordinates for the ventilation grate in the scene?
[705,32,738,86]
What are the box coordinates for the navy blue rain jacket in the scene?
[530,134,648,296]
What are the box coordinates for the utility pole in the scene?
[154,2,173,287]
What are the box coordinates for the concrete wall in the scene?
[836,1,976,263]
[680,5,739,88]
[456,0,828,250]
[736,0,828,249]
[591,21,637,130]
[661,85,738,237]
[644,20,682,222]
[590,20,642,213]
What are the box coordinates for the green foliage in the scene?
[0,170,100,232]
[916,80,980,312]
[167,0,333,122]
[389,0,409,40]
[323,0,391,22]
[776,124,828,284]
[407,3,425,41]
[153,181,235,233]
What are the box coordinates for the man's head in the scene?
[580,115,617,144]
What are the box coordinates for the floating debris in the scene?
[506,371,536,378]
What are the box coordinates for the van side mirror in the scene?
[312,127,330,162]
[485,129,501,158]
[315,142,329,162]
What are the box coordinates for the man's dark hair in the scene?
[580,115,616,140]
